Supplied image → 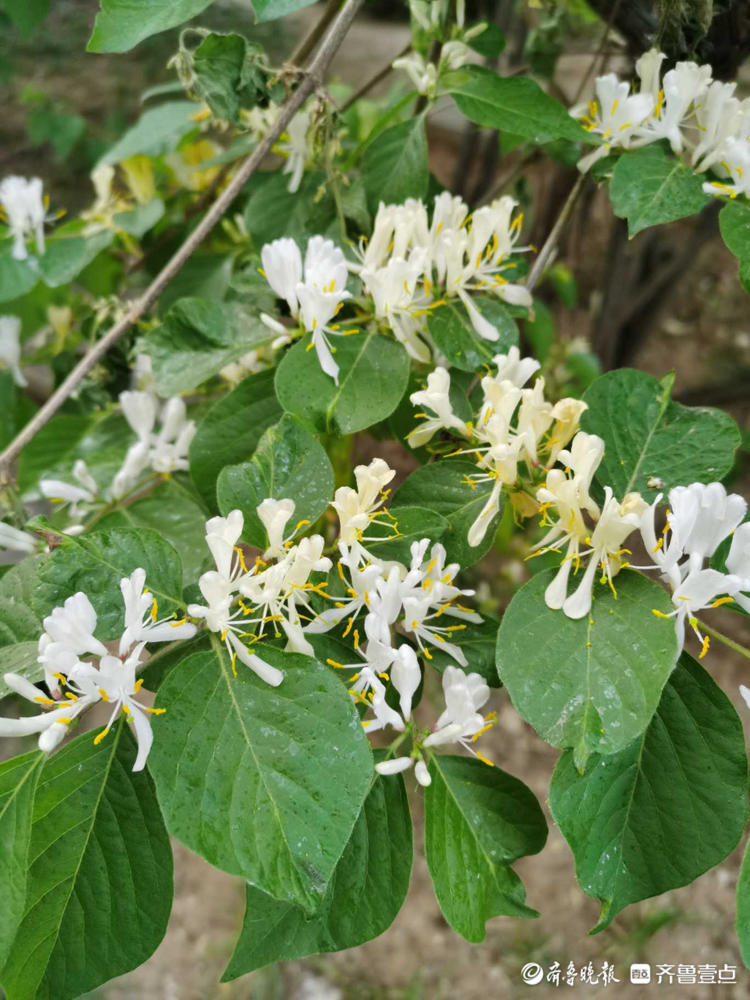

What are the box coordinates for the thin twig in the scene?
[340,42,411,113]
[290,0,341,65]
[526,172,586,292]
[0,0,364,485]
[571,0,624,106]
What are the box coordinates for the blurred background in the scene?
[2,1,750,997]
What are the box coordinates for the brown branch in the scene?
[0,0,365,485]
[526,173,587,293]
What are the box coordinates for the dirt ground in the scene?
[3,3,750,999]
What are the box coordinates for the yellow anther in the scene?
[699,635,710,659]
[475,752,495,768]
[134,678,144,692]
[93,728,110,745]
[151,598,158,622]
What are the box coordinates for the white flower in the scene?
[0,521,37,554]
[257,497,297,559]
[110,391,195,497]
[0,670,97,750]
[0,175,46,259]
[393,52,438,98]
[40,459,99,514]
[664,482,746,576]
[109,441,150,500]
[662,567,743,655]
[636,60,711,153]
[559,488,646,620]
[330,457,396,546]
[702,135,750,199]
[423,665,494,765]
[305,542,383,634]
[635,49,666,102]
[408,367,469,447]
[390,643,421,721]
[149,396,195,474]
[491,345,540,388]
[691,81,745,171]
[547,397,588,465]
[575,75,654,172]
[280,109,311,194]
[262,235,351,384]
[726,522,750,613]
[118,568,196,654]
[0,315,26,387]
[360,250,431,362]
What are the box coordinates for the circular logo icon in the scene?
[521,963,545,986]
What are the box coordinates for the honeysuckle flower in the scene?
[726,522,750,612]
[546,397,588,465]
[393,51,439,97]
[0,670,97,751]
[330,457,396,546]
[559,488,646,620]
[574,75,654,172]
[118,567,196,654]
[90,647,160,770]
[635,49,666,103]
[360,250,431,362]
[658,567,743,655]
[0,175,46,259]
[109,441,150,500]
[662,482,746,576]
[636,60,712,153]
[261,235,351,383]
[257,497,297,559]
[0,315,26,386]
[305,542,382,633]
[149,396,195,474]
[702,134,750,199]
[423,666,494,764]
[280,109,311,194]
[389,643,421,721]
[408,367,469,447]
[40,459,99,513]
[691,81,745,171]
[402,593,470,665]
[0,521,37,553]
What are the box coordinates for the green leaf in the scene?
[96,479,209,584]
[88,0,215,52]
[222,763,412,978]
[0,559,45,697]
[275,331,410,435]
[34,527,184,639]
[189,369,282,509]
[0,752,44,970]
[251,0,317,23]
[0,725,173,1000]
[244,172,336,248]
[145,297,272,395]
[443,66,594,145]
[429,615,501,687]
[3,0,50,34]
[148,644,373,912]
[737,837,750,968]
[217,415,333,547]
[424,755,546,942]
[496,569,679,771]
[467,21,505,58]
[609,144,710,237]
[581,369,741,502]
[191,32,274,124]
[362,117,429,214]
[427,297,518,373]
[38,231,114,287]
[17,412,95,494]
[719,200,750,293]
[97,101,198,164]
[0,255,38,303]
[159,252,233,315]
[0,598,39,646]
[550,653,748,932]
[393,459,505,566]
[365,506,448,565]
[0,644,43,699]
[113,197,165,237]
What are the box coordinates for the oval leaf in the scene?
[148,645,373,913]
[427,297,518,373]
[581,369,741,501]
[424,754,546,942]
[222,763,412,979]
[217,414,333,547]
[550,653,748,932]
[0,725,173,1000]
[496,569,679,771]
[275,331,410,435]
[362,117,429,214]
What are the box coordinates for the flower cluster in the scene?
[356,192,532,361]
[409,347,589,547]
[260,235,351,383]
[303,456,495,784]
[39,381,196,519]
[187,501,331,687]
[640,482,750,653]
[0,175,47,260]
[575,49,750,197]
[0,569,195,769]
